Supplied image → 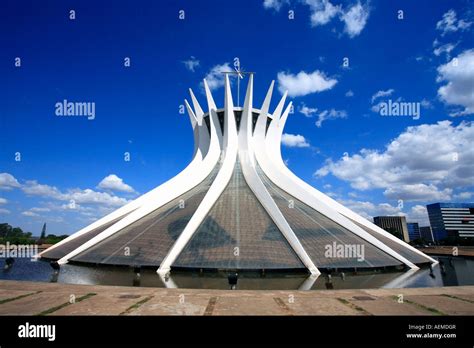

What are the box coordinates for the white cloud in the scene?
[371,89,395,103]
[433,42,457,58]
[277,70,337,97]
[298,103,318,117]
[22,180,61,197]
[345,90,354,97]
[0,173,21,190]
[22,211,39,217]
[340,1,370,38]
[454,191,473,200]
[0,198,7,204]
[301,0,370,37]
[420,99,433,109]
[30,207,51,212]
[64,189,129,207]
[203,63,231,91]
[315,121,474,201]
[405,205,430,226]
[436,9,472,36]
[97,174,135,193]
[281,133,310,148]
[0,208,11,215]
[339,200,430,225]
[182,56,200,72]
[305,0,340,26]
[340,199,403,220]
[263,0,289,11]
[437,49,474,116]
[316,109,347,127]
[384,184,452,202]
[20,178,130,208]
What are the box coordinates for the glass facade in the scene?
[257,166,403,269]
[70,166,220,266]
[40,214,131,260]
[174,161,304,270]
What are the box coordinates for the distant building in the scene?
[419,226,434,243]
[373,216,409,243]
[426,203,474,241]
[407,222,420,241]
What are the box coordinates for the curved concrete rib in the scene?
[254,86,420,270]
[55,81,223,264]
[238,76,320,275]
[265,96,436,266]
[40,92,209,258]
[157,75,239,276]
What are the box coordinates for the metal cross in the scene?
[222,68,255,107]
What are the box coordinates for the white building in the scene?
[40,76,436,277]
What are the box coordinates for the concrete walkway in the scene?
[1,280,474,315]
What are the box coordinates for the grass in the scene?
[337,298,371,315]
[0,291,42,305]
[120,295,154,315]
[441,293,474,304]
[391,296,446,315]
[36,292,96,316]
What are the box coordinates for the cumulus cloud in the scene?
[371,89,395,103]
[340,1,370,38]
[203,63,231,91]
[454,191,473,200]
[315,121,474,201]
[20,178,130,208]
[345,90,354,97]
[340,199,403,220]
[0,173,21,190]
[97,174,135,193]
[315,109,347,127]
[433,42,458,58]
[182,56,200,72]
[298,103,318,117]
[263,0,289,11]
[300,0,370,37]
[0,208,10,215]
[437,49,474,116]
[339,200,430,225]
[277,70,337,97]
[21,211,39,217]
[281,133,310,147]
[436,9,472,36]
[0,198,7,204]
[305,0,340,26]
[384,184,452,202]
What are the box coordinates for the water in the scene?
[1,256,473,290]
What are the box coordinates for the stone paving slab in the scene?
[0,290,34,302]
[286,297,362,315]
[51,292,151,315]
[449,294,474,303]
[1,280,474,315]
[127,294,209,315]
[0,291,87,315]
[347,297,432,315]
[211,296,286,315]
[405,295,474,315]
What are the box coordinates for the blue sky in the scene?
[1,0,473,235]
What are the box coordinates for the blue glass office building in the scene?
[426,203,474,241]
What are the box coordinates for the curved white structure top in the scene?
[43,75,436,276]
